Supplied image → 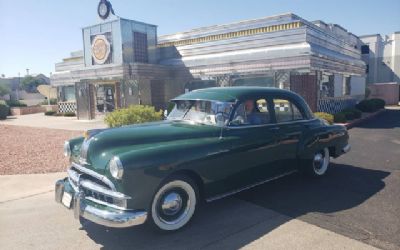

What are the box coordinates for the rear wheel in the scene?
[149,176,198,231]
[303,147,330,177]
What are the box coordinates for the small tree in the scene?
[21,76,45,93]
[0,84,10,97]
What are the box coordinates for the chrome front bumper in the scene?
[55,179,147,228]
[342,144,351,154]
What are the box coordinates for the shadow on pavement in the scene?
[357,109,400,129]
[81,163,389,249]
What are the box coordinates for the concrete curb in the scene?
[335,109,386,129]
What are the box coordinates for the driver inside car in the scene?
[244,100,263,125]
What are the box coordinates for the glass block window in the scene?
[133,32,148,63]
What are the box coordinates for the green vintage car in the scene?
[55,87,350,231]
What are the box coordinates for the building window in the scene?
[361,45,370,54]
[366,64,369,74]
[320,74,334,98]
[343,77,351,96]
[133,32,148,63]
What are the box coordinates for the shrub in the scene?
[355,99,385,113]
[6,100,27,107]
[314,112,334,125]
[44,111,56,116]
[369,98,385,109]
[334,112,347,123]
[342,108,362,120]
[0,103,9,120]
[63,112,76,117]
[105,105,163,128]
[40,98,57,105]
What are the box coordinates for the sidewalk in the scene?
[0,113,106,131]
[0,172,378,250]
[0,172,66,203]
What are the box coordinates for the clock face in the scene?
[97,1,110,19]
[99,3,108,16]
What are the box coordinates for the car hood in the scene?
[81,120,220,173]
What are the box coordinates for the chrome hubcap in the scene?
[161,192,183,216]
[313,153,324,170]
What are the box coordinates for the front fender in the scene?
[117,137,223,210]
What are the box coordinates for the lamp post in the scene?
[17,72,20,101]
[48,72,52,105]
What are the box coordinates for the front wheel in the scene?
[149,176,198,231]
[303,147,330,177]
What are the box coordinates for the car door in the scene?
[215,98,283,192]
[270,97,306,173]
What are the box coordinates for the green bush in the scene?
[6,100,27,107]
[105,105,163,128]
[40,98,57,105]
[314,112,334,125]
[342,108,362,120]
[0,103,9,120]
[44,111,56,116]
[334,112,347,123]
[63,112,76,117]
[369,98,385,109]
[355,98,385,113]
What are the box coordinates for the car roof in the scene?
[172,87,298,102]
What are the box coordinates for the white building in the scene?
[360,32,400,84]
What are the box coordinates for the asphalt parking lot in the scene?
[239,109,400,249]
[0,109,398,250]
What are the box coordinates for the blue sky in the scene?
[0,0,399,77]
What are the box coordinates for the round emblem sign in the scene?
[91,35,110,64]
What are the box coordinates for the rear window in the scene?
[273,99,304,123]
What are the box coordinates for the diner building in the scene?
[51,1,366,119]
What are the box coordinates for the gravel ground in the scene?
[0,125,82,175]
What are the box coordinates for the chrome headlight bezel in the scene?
[109,156,124,179]
[63,141,71,157]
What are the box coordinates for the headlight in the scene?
[63,141,71,157]
[109,156,124,179]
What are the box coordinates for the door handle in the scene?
[270,127,280,131]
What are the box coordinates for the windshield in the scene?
[167,100,233,126]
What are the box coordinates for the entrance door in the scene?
[95,84,115,118]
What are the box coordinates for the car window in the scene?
[273,99,304,123]
[230,98,271,126]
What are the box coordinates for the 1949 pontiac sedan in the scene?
[55,87,350,231]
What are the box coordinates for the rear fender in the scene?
[298,125,348,160]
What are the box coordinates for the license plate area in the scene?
[62,192,73,208]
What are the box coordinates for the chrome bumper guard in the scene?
[342,144,351,153]
[55,179,147,228]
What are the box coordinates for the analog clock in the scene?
[97,0,110,20]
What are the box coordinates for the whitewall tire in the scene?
[312,148,330,176]
[150,177,197,231]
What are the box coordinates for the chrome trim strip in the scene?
[71,162,116,191]
[80,179,130,200]
[85,196,128,211]
[206,170,298,202]
[67,168,80,183]
[227,119,318,129]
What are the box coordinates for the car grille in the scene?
[68,163,129,209]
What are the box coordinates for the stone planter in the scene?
[10,106,45,115]
[42,105,58,112]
